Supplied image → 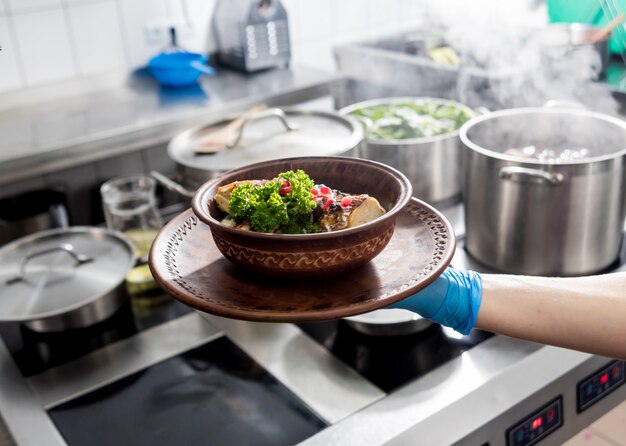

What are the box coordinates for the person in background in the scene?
[391,268,626,360]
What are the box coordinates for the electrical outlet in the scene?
[144,21,194,46]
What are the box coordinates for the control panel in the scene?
[506,397,562,446]
[578,361,625,412]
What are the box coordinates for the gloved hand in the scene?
[390,268,483,335]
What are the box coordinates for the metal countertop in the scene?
[0,66,344,185]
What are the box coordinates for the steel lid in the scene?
[0,227,135,322]
[168,108,364,172]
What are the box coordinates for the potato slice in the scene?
[347,196,386,228]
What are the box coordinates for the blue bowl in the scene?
[147,52,215,88]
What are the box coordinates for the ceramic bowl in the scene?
[191,156,412,278]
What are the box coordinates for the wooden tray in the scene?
[149,198,455,322]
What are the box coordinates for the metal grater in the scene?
[213,0,291,72]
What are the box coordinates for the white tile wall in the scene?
[117,0,168,69]
[67,1,127,75]
[0,0,427,93]
[65,0,105,5]
[0,15,24,91]
[7,0,62,14]
[167,0,217,54]
[13,9,77,86]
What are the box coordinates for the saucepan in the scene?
[461,106,626,276]
[0,227,135,332]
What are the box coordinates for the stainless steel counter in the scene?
[0,66,344,185]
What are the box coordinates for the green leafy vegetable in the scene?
[349,101,473,141]
[228,169,319,234]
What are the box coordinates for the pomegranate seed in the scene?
[320,186,332,196]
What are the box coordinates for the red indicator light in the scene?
[547,409,555,421]
[600,373,609,384]
[613,366,621,378]
[532,417,543,429]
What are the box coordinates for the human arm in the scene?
[477,272,626,360]
[392,269,626,360]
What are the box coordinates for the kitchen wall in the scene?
[0,0,425,93]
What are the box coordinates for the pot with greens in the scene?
[340,97,475,204]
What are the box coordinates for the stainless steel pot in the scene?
[460,107,626,276]
[0,188,69,245]
[340,97,476,205]
[0,227,135,332]
[344,310,432,336]
[163,107,364,195]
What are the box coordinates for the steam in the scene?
[424,0,620,114]
[336,0,620,115]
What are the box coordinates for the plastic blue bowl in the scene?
[147,52,215,88]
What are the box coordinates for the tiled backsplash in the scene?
[0,0,424,93]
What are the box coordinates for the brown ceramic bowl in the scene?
[191,156,413,278]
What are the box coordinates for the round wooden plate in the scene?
[149,198,455,322]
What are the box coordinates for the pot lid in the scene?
[169,108,364,172]
[0,227,135,322]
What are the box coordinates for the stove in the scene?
[1,202,626,446]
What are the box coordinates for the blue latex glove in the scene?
[390,268,483,335]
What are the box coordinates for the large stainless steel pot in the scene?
[162,107,364,196]
[340,97,476,204]
[0,227,135,332]
[460,107,626,276]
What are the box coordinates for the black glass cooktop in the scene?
[0,297,191,377]
[48,336,327,446]
[298,320,493,393]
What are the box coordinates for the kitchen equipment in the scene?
[150,195,454,321]
[0,227,135,332]
[190,156,414,278]
[533,22,612,80]
[165,107,364,193]
[343,310,433,336]
[213,0,291,72]
[460,107,626,276]
[100,175,162,263]
[147,52,215,88]
[333,31,514,110]
[147,28,215,88]
[340,97,476,205]
[0,188,69,245]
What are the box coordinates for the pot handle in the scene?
[189,60,216,76]
[499,166,564,185]
[227,108,299,148]
[6,244,93,285]
[150,171,195,198]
